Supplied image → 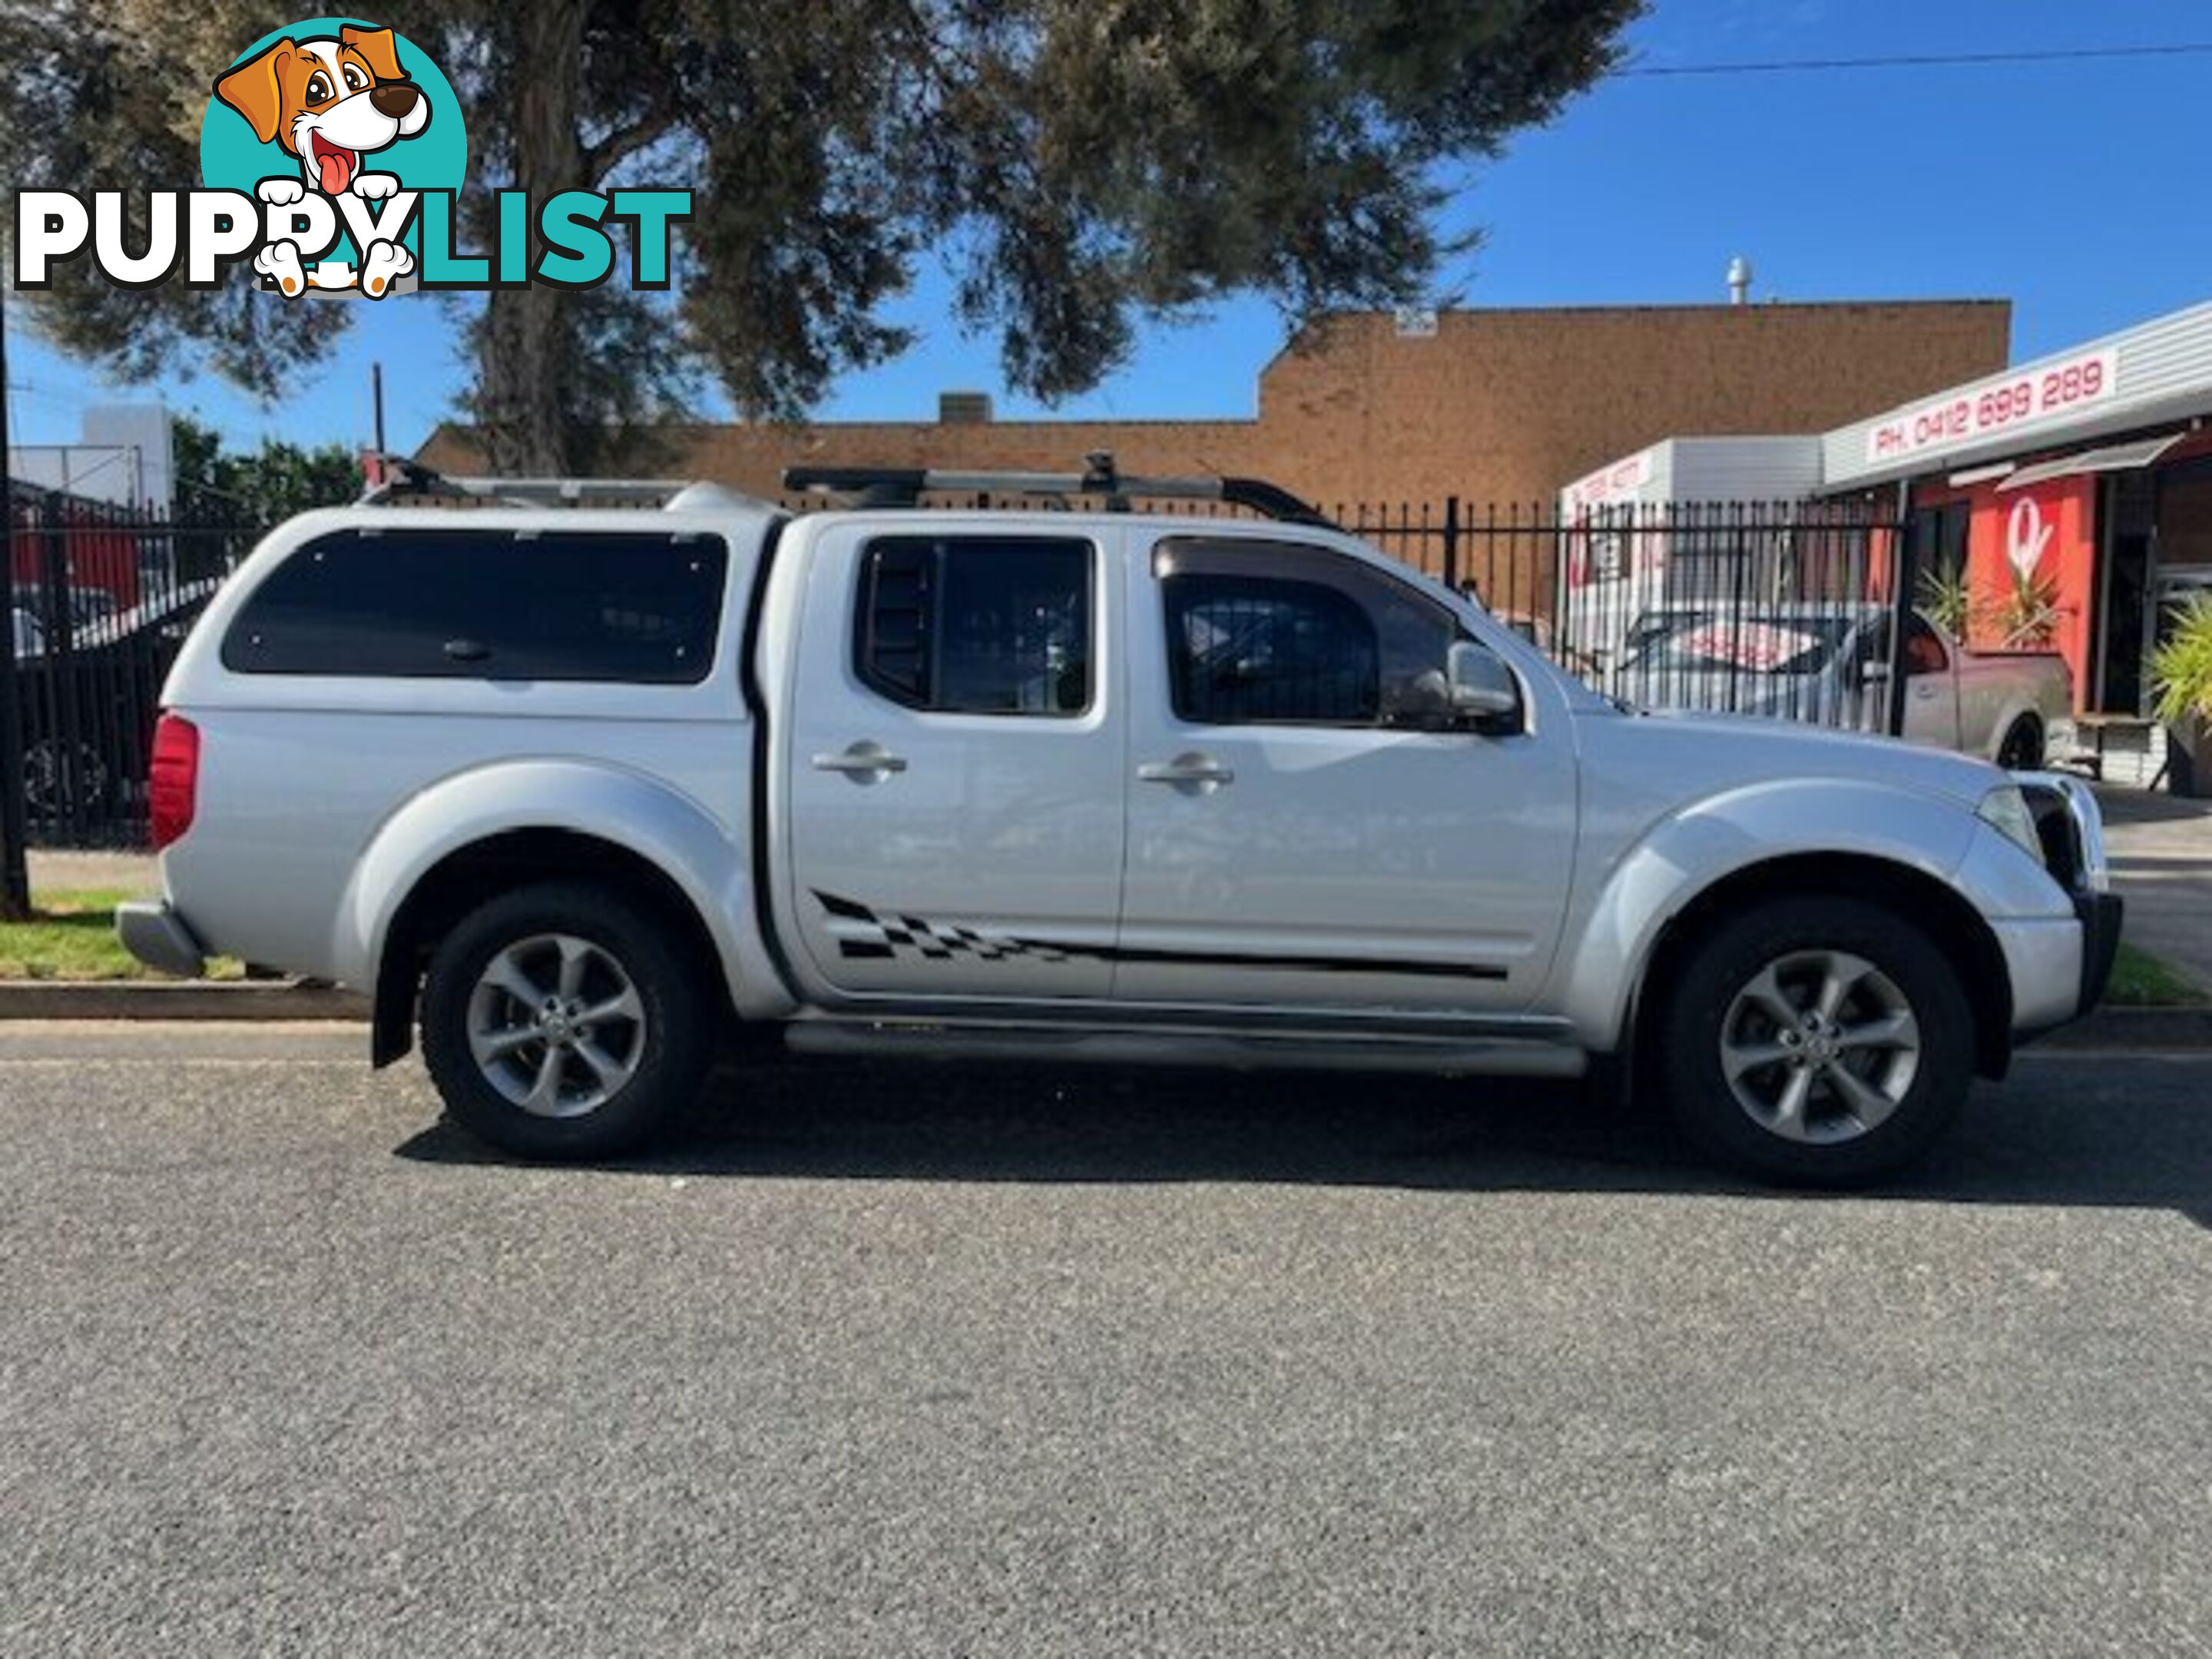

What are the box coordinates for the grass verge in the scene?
[2106,941,2205,1008]
[0,889,242,981]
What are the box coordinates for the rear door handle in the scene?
[1138,753,1234,787]
[813,741,909,780]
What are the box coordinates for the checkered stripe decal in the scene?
[813,890,1081,965]
[810,891,1508,981]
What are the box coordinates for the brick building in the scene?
[418,300,2010,512]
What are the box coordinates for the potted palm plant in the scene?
[2151,593,2212,797]
[1994,562,2063,650]
[1918,565,1977,641]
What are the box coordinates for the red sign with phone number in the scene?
[1867,348,2118,462]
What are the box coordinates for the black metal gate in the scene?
[1545,498,1908,729]
[3,488,260,848]
[1330,495,1907,732]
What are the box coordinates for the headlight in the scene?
[1977,783,2044,864]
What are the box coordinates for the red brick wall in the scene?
[419,300,2012,512]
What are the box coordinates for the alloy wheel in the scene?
[465,933,648,1118]
[1718,949,1922,1144]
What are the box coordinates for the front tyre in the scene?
[420,882,711,1160]
[1656,896,1975,1186]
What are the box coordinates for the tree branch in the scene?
[582,109,682,182]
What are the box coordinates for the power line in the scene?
[1616,42,2212,78]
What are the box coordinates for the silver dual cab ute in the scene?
[120,457,2123,1185]
[1614,603,2073,770]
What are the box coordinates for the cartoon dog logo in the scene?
[214,25,429,297]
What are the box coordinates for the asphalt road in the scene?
[2,1026,2207,1657]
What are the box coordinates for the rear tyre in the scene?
[1654,896,1975,1187]
[1996,717,2044,770]
[420,882,711,1160]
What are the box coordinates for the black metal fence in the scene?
[0,484,1909,850]
[3,487,264,847]
[1141,495,1907,727]
[1546,497,1908,724]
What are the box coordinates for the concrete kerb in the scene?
[0,982,369,1022]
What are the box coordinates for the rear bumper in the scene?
[116,900,207,979]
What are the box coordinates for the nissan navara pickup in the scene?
[119,459,2122,1185]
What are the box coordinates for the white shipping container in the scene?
[1557,437,1823,668]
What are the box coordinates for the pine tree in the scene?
[2,0,1642,472]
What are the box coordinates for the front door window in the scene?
[1155,539,1462,731]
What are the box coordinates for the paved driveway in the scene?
[1,1027,2207,1656]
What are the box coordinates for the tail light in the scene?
[149,714,200,850]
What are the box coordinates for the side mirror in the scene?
[1448,641,1521,725]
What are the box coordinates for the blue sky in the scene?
[8,0,2211,456]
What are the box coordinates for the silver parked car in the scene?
[1614,602,2072,769]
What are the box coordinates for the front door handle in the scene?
[1138,752,1235,788]
[813,741,909,780]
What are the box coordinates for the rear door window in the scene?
[222,528,727,682]
[853,535,1094,716]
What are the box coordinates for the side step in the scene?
[783,1019,1588,1079]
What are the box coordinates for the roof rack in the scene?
[781,451,1337,528]
[356,453,777,512]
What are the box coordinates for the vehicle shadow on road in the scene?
[393,1051,2212,1228]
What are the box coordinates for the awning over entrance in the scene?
[1997,432,2189,491]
